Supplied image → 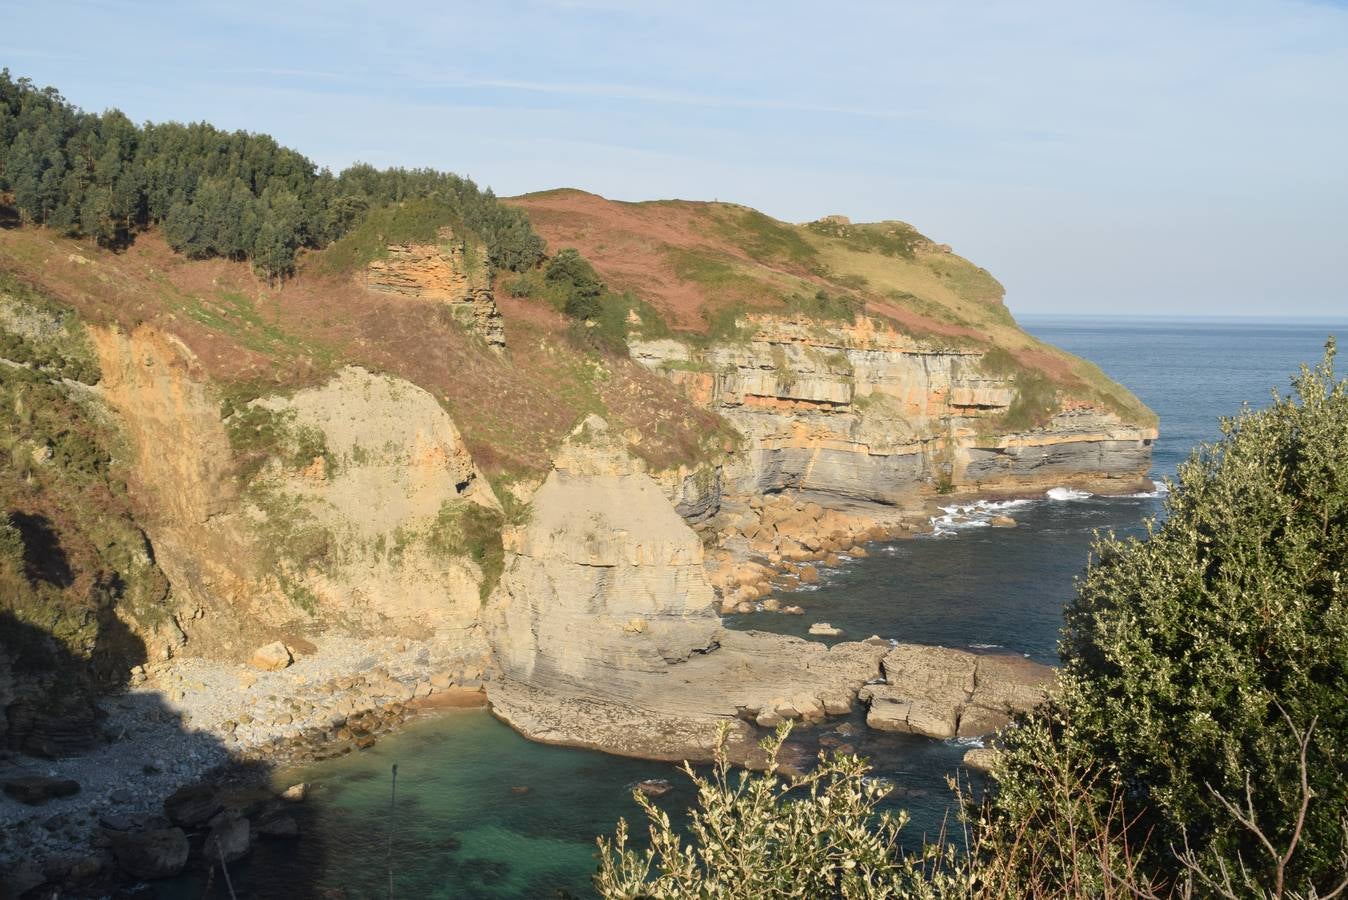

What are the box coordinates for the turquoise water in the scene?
[171,317,1345,898]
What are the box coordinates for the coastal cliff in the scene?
[2,188,1151,880]
[632,315,1154,505]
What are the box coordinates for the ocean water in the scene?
[166,317,1344,899]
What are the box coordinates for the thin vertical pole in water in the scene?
[387,763,399,900]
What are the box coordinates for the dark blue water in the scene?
[180,317,1343,898]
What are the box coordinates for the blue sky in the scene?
[5,1,1347,316]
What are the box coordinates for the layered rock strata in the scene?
[631,316,1155,506]
[364,227,505,349]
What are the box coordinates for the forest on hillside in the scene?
[0,70,545,279]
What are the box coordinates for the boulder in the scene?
[799,565,820,584]
[204,813,251,864]
[988,515,1017,528]
[250,641,293,671]
[635,779,673,797]
[3,775,80,805]
[164,783,221,828]
[255,813,300,839]
[111,828,189,880]
[963,748,1001,773]
[808,622,843,637]
[280,782,308,802]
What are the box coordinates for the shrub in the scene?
[595,724,948,899]
[985,340,1348,894]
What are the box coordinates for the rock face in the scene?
[860,644,1055,739]
[490,415,721,693]
[89,322,502,652]
[364,227,505,349]
[631,316,1155,505]
[488,416,889,761]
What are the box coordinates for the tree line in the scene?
[0,70,544,279]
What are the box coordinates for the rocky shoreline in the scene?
[0,478,1132,894]
[0,633,489,894]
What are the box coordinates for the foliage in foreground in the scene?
[595,724,955,899]
[985,339,1348,894]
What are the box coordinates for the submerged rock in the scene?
[635,779,673,797]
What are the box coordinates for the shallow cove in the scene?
[155,316,1344,898]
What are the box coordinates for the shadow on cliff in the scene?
[0,608,334,898]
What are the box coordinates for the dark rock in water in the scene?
[111,828,190,880]
[834,722,858,737]
[204,813,251,863]
[255,813,299,840]
[3,775,80,805]
[818,735,841,748]
[164,783,221,828]
[109,787,133,804]
[635,779,673,798]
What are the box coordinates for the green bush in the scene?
[985,339,1348,894]
[596,724,952,899]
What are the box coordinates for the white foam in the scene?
[951,736,986,748]
[1046,487,1093,501]
[968,643,1003,650]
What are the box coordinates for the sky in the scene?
[5,0,1347,317]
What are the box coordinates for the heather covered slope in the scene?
[507,189,1154,428]
[0,226,730,481]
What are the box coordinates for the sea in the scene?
[163,317,1345,899]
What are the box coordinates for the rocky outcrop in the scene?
[364,227,505,349]
[860,644,1055,739]
[487,415,890,761]
[490,414,721,693]
[490,629,888,762]
[631,315,1155,506]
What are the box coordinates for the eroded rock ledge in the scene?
[860,644,1055,740]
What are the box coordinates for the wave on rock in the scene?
[1046,486,1093,501]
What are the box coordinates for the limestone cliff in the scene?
[86,324,502,656]
[489,415,721,693]
[632,314,1155,506]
